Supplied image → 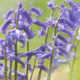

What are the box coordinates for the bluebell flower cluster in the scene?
[0,0,80,80]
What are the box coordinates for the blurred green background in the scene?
[0,0,80,80]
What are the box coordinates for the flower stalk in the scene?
[69,40,79,80]
[37,27,49,80]
[47,27,57,80]
[37,9,55,80]
[14,40,18,80]
[26,41,29,79]
[30,60,36,80]
[9,60,12,80]
[47,11,62,80]
[4,39,7,80]
[14,10,19,80]
[30,10,52,80]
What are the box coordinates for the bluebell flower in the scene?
[58,28,73,38]
[64,18,76,30]
[46,46,52,52]
[33,19,46,29]
[15,29,26,48]
[18,38,25,48]
[22,10,32,25]
[0,39,6,55]
[7,29,26,48]
[0,64,9,79]
[38,27,46,37]
[25,60,33,72]
[60,5,69,18]
[68,10,77,23]
[18,2,22,10]
[0,55,4,60]
[68,10,80,25]
[52,58,59,69]
[12,71,27,80]
[66,0,78,10]
[10,32,18,42]
[0,72,5,80]
[47,0,55,10]
[58,59,70,64]
[17,71,27,80]
[52,58,72,70]
[22,24,35,39]
[10,11,17,28]
[0,63,4,68]
[55,39,67,48]
[0,18,12,34]
[35,43,52,52]
[36,64,49,73]
[23,51,39,57]
[8,55,25,68]
[40,52,51,59]
[5,9,14,19]
[6,35,14,52]
[58,47,70,57]
[18,51,40,59]
[28,63,33,72]
[35,44,46,51]
[30,7,43,17]
[57,34,70,43]
[0,38,5,48]
[36,52,51,64]
[66,44,75,52]
[0,63,5,72]
[46,17,56,29]
[57,51,66,56]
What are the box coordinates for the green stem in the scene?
[30,60,36,80]
[14,41,18,80]
[69,40,79,80]
[14,8,19,80]
[26,41,29,79]
[37,9,55,80]
[29,26,49,80]
[29,27,50,80]
[4,39,7,80]
[27,41,29,51]
[45,27,49,44]
[47,50,54,80]
[47,10,63,80]
[37,69,42,80]
[9,60,12,80]
[37,27,49,80]
[47,27,57,80]
[37,8,56,80]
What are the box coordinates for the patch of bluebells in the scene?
[0,0,80,80]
